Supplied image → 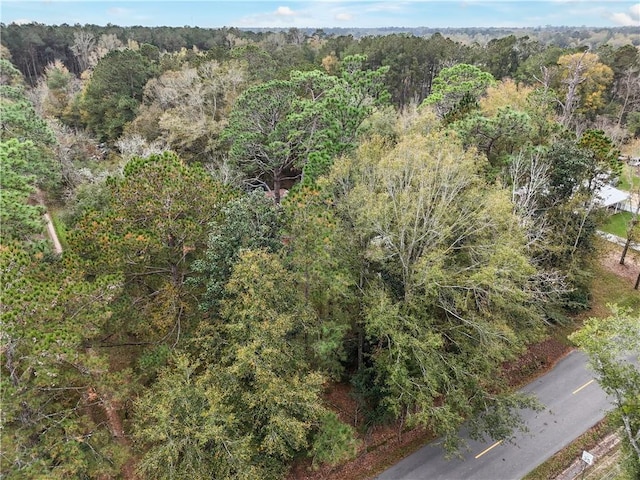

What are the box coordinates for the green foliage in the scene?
[422,63,496,118]
[328,115,544,451]
[514,45,568,85]
[139,43,160,62]
[340,33,472,107]
[216,250,327,462]
[0,140,45,242]
[300,56,389,184]
[569,306,640,474]
[224,59,389,198]
[137,344,171,380]
[81,49,157,141]
[442,91,479,125]
[0,58,61,210]
[309,411,360,468]
[193,190,283,311]
[134,355,258,480]
[3,27,636,477]
[42,60,77,121]
[482,35,541,80]
[349,365,396,426]
[0,245,126,479]
[61,180,112,227]
[224,78,300,200]
[0,70,61,245]
[136,250,357,478]
[544,138,594,200]
[282,185,356,377]
[578,129,622,179]
[70,151,231,343]
[0,58,25,86]
[230,44,279,82]
[452,106,534,169]
[0,137,58,189]
[0,85,55,146]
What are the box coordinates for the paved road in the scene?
[376,350,612,480]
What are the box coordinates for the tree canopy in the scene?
[81,49,157,141]
[1,25,638,480]
[569,307,640,477]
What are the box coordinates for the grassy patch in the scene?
[600,212,633,238]
[590,266,640,312]
[588,241,640,313]
[589,271,640,317]
[617,164,640,192]
[522,417,616,480]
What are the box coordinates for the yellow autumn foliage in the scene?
[557,52,613,114]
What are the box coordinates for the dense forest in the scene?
[1,23,639,479]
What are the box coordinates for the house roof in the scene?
[594,184,630,207]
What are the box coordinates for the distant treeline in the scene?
[3,17,640,480]
[250,25,640,45]
[1,23,638,84]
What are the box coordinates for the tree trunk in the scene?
[4,340,20,388]
[30,50,39,85]
[357,324,364,371]
[100,393,137,480]
[620,238,631,265]
[560,50,589,128]
[357,269,365,371]
[273,172,281,204]
[621,202,640,266]
[635,272,640,290]
[621,408,640,461]
[616,71,632,128]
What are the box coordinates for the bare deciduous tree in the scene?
[509,150,551,250]
[71,31,95,73]
[615,67,640,128]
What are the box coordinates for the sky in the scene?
[2,1,639,29]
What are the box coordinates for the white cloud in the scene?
[234,0,638,29]
[236,1,411,28]
[609,12,635,25]
[365,2,409,13]
[108,7,132,17]
[335,12,353,21]
[12,18,33,25]
[275,6,296,17]
[608,4,640,26]
[238,5,309,27]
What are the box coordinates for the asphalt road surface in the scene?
[376,350,612,480]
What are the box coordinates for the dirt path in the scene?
[43,211,63,254]
[33,188,63,254]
